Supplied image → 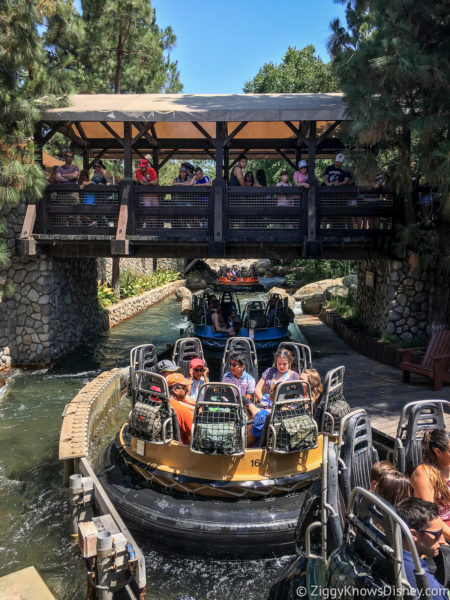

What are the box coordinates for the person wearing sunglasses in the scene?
[254,349,299,403]
[222,352,255,403]
[188,357,209,401]
[55,150,79,183]
[166,372,195,445]
[397,497,448,599]
[91,159,109,185]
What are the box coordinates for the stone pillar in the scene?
[0,200,101,367]
[356,258,435,342]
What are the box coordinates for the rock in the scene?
[184,261,218,290]
[293,277,348,314]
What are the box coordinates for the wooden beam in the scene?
[74,122,87,140]
[192,122,215,146]
[215,122,225,182]
[224,122,248,146]
[158,149,178,169]
[150,124,157,139]
[284,121,298,135]
[276,149,297,170]
[100,121,124,147]
[132,122,155,146]
[41,123,64,145]
[20,204,37,238]
[317,120,342,146]
[204,148,216,161]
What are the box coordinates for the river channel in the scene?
[0,286,296,599]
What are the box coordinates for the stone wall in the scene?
[356,259,433,342]
[97,280,184,330]
[97,257,185,283]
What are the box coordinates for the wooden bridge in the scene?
[19,94,405,259]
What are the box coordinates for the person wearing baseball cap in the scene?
[166,372,195,444]
[157,359,181,377]
[323,153,350,187]
[188,357,209,401]
[135,158,158,185]
[293,159,310,189]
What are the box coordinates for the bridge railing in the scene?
[133,185,212,240]
[34,183,399,246]
[37,184,120,235]
[226,186,307,242]
[317,186,396,238]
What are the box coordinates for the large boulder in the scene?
[175,286,193,314]
[294,278,349,314]
[184,260,218,290]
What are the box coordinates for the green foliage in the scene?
[285,259,356,286]
[97,280,119,308]
[98,269,180,307]
[380,332,428,349]
[325,285,356,320]
[243,45,338,93]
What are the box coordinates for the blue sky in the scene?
[151,0,347,94]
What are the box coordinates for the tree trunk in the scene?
[112,258,120,298]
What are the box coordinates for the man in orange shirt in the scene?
[166,373,194,445]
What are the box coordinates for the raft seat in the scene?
[130,371,175,443]
[190,383,246,456]
[393,399,449,475]
[265,381,318,454]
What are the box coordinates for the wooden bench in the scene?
[400,330,450,391]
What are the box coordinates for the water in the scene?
[0,291,295,599]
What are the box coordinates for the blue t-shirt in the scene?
[403,550,449,600]
[250,408,270,445]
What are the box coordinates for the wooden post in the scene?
[82,150,89,172]
[307,121,317,242]
[210,122,225,256]
[33,126,43,168]
[153,146,159,176]
[123,122,132,179]
[224,147,229,183]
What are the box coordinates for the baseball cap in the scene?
[335,153,345,163]
[157,359,180,373]
[138,159,149,167]
[166,372,191,387]
[298,160,307,168]
[179,166,187,172]
[190,357,205,369]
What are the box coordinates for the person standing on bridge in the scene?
[135,158,159,210]
[55,150,79,184]
[229,154,247,186]
[323,153,350,187]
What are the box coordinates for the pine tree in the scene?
[72,0,182,94]
[328,0,450,204]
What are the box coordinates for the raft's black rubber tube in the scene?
[95,441,312,558]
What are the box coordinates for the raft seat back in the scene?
[327,488,421,599]
[393,399,448,475]
[266,380,318,454]
[317,365,351,435]
[338,410,378,507]
[273,297,294,327]
[220,301,236,324]
[190,383,246,456]
[172,337,205,377]
[137,344,158,373]
[128,343,158,402]
[277,341,312,373]
[220,336,258,381]
[130,371,173,443]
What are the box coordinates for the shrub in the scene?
[97,281,118,309]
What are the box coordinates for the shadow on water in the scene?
[0,291,299,599]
